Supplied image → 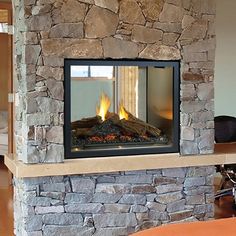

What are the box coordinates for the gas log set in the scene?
[71,93,168,149]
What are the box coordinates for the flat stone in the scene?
[154,177,177,185]
[102,37,139,58]
[197,82,214,100]
[43,57,64,67]
[146,202,166,212]
[85,6,119,38]
[26,113,51,126]
[32,5,51,15]
[181,84,196,100]
[65,203,104,214]
[71,177,95,193]
[104,204,130,213]
[131,25,163,43]
[36,97,64,113]
[93,213,137,228]
[119,194,146,205]
[49,23,84,38]
[183,52,207,63]
[45,144,64,163]
[198,129,214,151]
[23,45,41,64]
[180,140,198,155]
[131,205,148,213]
[159,3,184,23]
[155,191,183,204]
[46,79,64,101]
[184,177,206,188]
[162,168,186,178]
[116,175,152,184]
[181,126,194,141]
[64,193,92,204]
[41,39,103,58]
[186,194,205,205]
[167,199,186,213]
[42,213,83,225]
[40,192,65,200]
[154,22,182,33]
[94,0,119,13]
[23,32,39,45]
[96,184,131,194]
[35,205,64,214]
[43,226,95,236]
[119,0,145,25]
[93,227,128,236]
[36,66,63,81]
[139,44,181,60]
[46,126,63,144]
[169,210,193,222]
[182,72,204,83]
[156,184,183,194]
[192,0,216,14]
[181,101,205,113]
[138,0,164,21]
[180,20,208,41]
[41,183,65,192]
[24,215,42,231]
[131,185,156,194]
[163,33,179,46]
[61,0,87,22]
[92,193,122,203]
[96,176,115,183]
[182,15,195,29]
[25,14,52,31]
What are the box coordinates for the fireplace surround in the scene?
[64,59,180,158]
[8,0,218,235]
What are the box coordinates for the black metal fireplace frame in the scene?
[64,59,180,159]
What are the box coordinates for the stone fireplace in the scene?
[11,0,216,235]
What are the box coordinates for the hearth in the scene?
[65,60,180,158]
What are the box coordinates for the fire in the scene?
[119,102,129,120]
[96,93,111,121]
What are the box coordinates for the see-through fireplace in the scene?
[64,59,180,158]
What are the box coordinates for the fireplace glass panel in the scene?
[65,60,179,158]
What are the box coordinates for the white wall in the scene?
[215,0,236,117]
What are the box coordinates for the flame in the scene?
[96,93,111,121]
[119,102,129,120]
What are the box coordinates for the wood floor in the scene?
[0,159,235,236]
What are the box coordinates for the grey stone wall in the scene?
[13,0,216,163]
[14,166,215,236]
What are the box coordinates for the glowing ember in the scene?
[96,93,111,121]
[119,102,129,120]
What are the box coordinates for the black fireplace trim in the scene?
[64,59,180,159]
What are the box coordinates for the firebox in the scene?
[64,59,180,158]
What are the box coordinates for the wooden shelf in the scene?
[4,143,236,178]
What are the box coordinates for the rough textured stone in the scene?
[93,227,128,236]
[46,126,63,144]
[116,175,152,184]
[49,23,84,38]
[71,177,95,193]
[92,193,122,203]
[42,213,83,225]
[131,25,163,43]
[155,191,183,204]
[35,206,64,214]
[103,37,139,58]
[94,0,119,13]
[45,144,64,163]
[119,0,145,25]
[131,185,156,194]
[159,3,184,23]
[119,194,146,205]
[43,226,95,236]
[146,202,166,212]
[46,79,64,101]
[23,45,41,64]
[64,193,92,204]
[140,44,181,60]
[138,0,164,21]
[184,177,206,188]
[163,33,179,46]
[96,184,131,194]
[167,199,186,213]
[169,210,193,222]
[65,203,104,214]
[85,6,119,38]
[24,215,43,231]
[156,184,183,194]
[41,39,103,58]
[25,14,52,31]
[61,0,87,22]
[104,204,130,213]
[162,168,186,178]
[93,213,137,228]
[36,97,64,113]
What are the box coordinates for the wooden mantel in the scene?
[4,143,236,178]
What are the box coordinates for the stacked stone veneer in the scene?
[12,0,217,235]
[13,0,216,163]
[15,167,215,236]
